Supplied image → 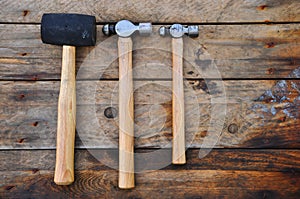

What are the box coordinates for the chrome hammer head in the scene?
[103,20,152,37]
[159,24,199,38]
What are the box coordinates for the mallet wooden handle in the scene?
[54,45,76,185]
[118,37,135,189]
[172,38,186,164]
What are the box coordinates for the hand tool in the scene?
[41,13,96,185]
[103,20,152,189]
[159,24,199,164]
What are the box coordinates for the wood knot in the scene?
[32,121,39,127]
[32,168,39,174]
[265,42,275,48]
[18,138,25,143]
[257,5,268,11]
[23,10,29,17]
[4,185,15,191]
[104,107,117,118]
[228,123,238,134]
[266,68,275,75]
[18,94,25,100]
[200,131,207,138]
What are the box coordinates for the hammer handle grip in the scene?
[54,45,76,185]
[172,38,186,164]
[118,37,135,189]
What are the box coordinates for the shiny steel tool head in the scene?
[159,24,199,38]
[102,20,152,37]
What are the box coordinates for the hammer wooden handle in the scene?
[118,37,135,189]
[54,45,76,185]
[172,38,186,164]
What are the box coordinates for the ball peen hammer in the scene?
[159,24,199,164]
[41,13,96,185]
[103,20,152,189]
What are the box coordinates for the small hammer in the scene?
[160,24,199,164]
[103,20,152,189]
[41,13,96,185]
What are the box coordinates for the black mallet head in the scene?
[41,13,97,46]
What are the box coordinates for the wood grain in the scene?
[1,0,300,23]
[1,149,299,198]
[1,149,299,172]
[1,169,299,198]
[172,38,186,164]
[1,24,300,80]
[0,80,299,149]
[2,79,300,106]
[118,37,135,189]
[54,46,76,185]
[1,0,300,197]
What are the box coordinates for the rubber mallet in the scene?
[103,20,152,189]
[41,13,96,185]
[159,24,199,164]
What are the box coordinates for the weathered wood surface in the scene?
[1,79,299,149]
[1,24,300,80]
[1,1,300,197]
[1,149,299,172]
[2,170,298,198]
[1,0,300,23]
[1,149,299,198]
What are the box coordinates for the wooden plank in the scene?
[1,79,299,107]
[1,169,299,198]
[1,0,300,23]
[0,80,299,149]
[1,149,299,198]
[1,149,300,198]
[1,24,300,80]
[1,149,299,172]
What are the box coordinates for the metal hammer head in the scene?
[102,20,152,37]
[41,13,97,46]
[159,24,199,38]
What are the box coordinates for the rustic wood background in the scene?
[1,0,300,198]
